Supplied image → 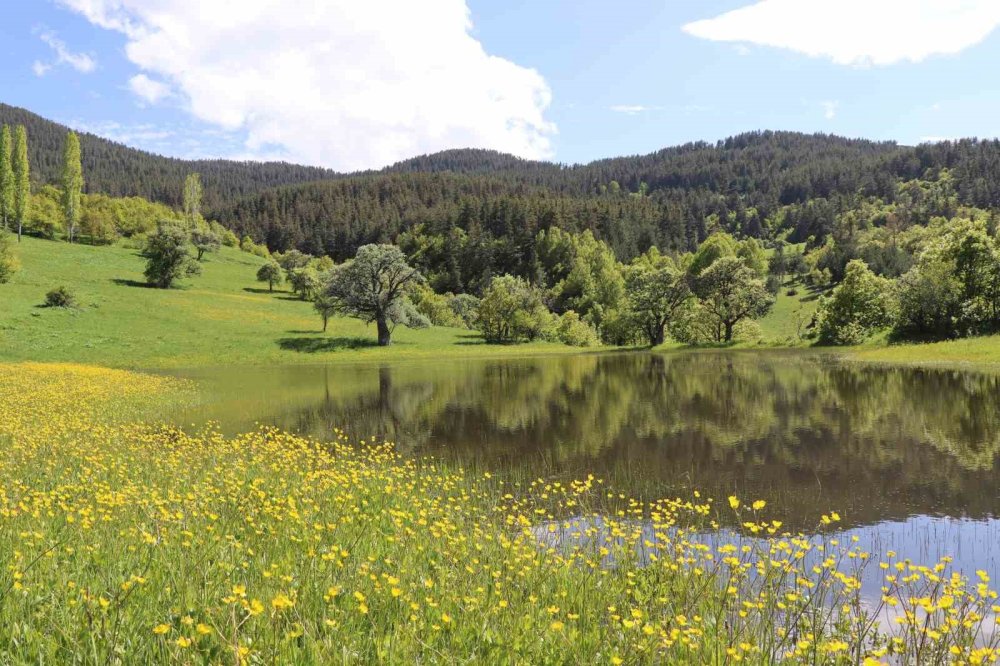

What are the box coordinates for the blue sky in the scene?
[2,0,1000,170]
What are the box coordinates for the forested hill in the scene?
[8,101,1000,262]
[0,103,337,211]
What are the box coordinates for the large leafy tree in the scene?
[12,126,29,242]
[143,221,202,288]
[61,131,83,242]
[324,244,422,346]
[816,259,896,345]
[476,274,552,343]
[0,125,12,231]
[694,256,774,342]
[256,260,283,291]
[624,251,691,346]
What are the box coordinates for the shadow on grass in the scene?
[278,336,380,353]
[111,278,155,289]
[243,287,283,295]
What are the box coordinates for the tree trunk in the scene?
[268,280,273,292]
[648,324,665,347]
[724,320,734,342]
[17,220,22,243]
[376,317,392,346]
[322,315,328,332]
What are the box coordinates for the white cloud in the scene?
[36,30,97,73]
[128,74,171,104]
[610,105,659,115]
[821,100,838,120]
[683,0,1000,67]
[56,0,555,170]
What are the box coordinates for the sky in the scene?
[1,0,1000,171]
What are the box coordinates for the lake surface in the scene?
[167,350,1000,590]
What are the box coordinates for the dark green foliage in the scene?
[693,256,774,342]
[142,221,201,288]
[44,285,77,308]
[816,260,895,345]
[476,275,553,343]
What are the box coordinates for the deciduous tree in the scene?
[61,131,83,242]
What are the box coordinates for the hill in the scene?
[0,103,337,212]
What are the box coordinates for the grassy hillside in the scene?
[0,238,579,368]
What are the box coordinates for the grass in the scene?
[0,237,584,369]
[4,362,1000,664]
[843,334,1000,369]
[756,278,827,345]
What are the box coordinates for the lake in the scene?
[167,350,1000,596]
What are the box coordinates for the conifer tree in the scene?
[12,126,29,242]
[61,131,83,242]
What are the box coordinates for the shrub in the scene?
[44,286,77,308]
[816,259,896,345]
[0,232,19,283]
[556,311,600,347]
[477,275,553,343]
[448,293,480,329]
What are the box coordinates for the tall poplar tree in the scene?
[183,172,203,224]
[0,125,13,231]
[12,126,29,242]
[61,131,84,243]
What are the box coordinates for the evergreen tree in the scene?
[0,125,12,231]
[61,131,83,242]
[12,126,29,242]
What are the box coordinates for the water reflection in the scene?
[169,351,1000,532]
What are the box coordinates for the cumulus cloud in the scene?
[56,0,555,170]
[34,30,97,75]
[128,74,171,104]
[683,0,1000,67]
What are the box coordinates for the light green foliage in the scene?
[0,230,18,282]
[536,228,624,331]
[312,292,338,332]
[623,249,691,346]
[190,228,222,261]
[895,219,1000,337]
[736,237,768,278]
[477,274,554,343]
[81,193,182,241]
[256,261,283,292]
[61,131,84,242]
[183,172,203,223]
[555,310,599,347]
[816,260,896,345]
[12,125,29,241]
[448,293,480,329]
[687,231,739,276]
[693,256,774,342]
[28,186,62,239]
[324,244,423,346]
[240,235,271,258]
[0,125,13,230]
[409,283,465,328]
[143,221,202,289]
[288,266,321,301]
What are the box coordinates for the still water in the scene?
[166,350,1000,592]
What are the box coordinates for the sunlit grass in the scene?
[2,362,1000,663]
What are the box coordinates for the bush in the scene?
[815,260,896,345]
[448,293,480,329]
[44,286,77,308]
[0,232,19,283]
[556,311,600,347]
[477,275,552,343]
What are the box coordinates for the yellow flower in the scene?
[550,620,565,631]
[752,500,766,511]
[271,593,295,611]
[248,599,265,616]
[152,624,170,635]
[175,636,192,648]
[196,623,212,636]
[728,496,740,510]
